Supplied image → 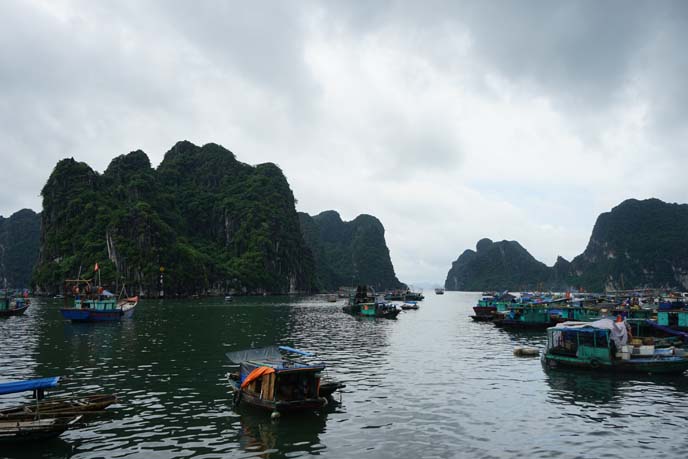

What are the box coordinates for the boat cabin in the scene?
[226,346,327,413]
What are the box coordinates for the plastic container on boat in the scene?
[654,348,673,356]
[639,345,655,356]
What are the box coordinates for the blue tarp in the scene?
[0,376,60,395]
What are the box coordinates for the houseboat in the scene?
[543,319,688,374]
[226,346,344,414]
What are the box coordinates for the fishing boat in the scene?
[471,292,515,321]
[226,346,344,414]
[543,319,688,374]
[0,296,30,317]
[401,301,419,310]
[0,376,115,443]
[344,286,400,319]
[59,279,138,322]
[434,288,445,295]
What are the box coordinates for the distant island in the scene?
[2,140,402,296]
[299,210,405,292]
[445,198,688,292]
[0,209,41,289]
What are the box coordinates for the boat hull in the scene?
[60,303,136,322]
[543,354,688,375]
[229,379,327,413]
[0,416,80,444]
[494,319,558,330]
[0,305,29,317]
[342,304,400,319]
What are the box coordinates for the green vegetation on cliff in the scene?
[570,198,688,291]
[0,209,41,288]
[33,141,316,295]
[444,238,553,291]
[299,210,404,291]
[445,198,688,292]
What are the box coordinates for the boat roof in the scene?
[225,345,315,364]
[0,376,60,395]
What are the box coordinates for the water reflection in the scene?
[237,410,328,457]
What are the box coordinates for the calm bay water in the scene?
[3,292,688,458]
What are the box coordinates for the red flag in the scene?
[94,262,99,272]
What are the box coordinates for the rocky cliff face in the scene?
[33,141,316,295]
[0,209,41,288]
[444,238,552,291]
[299,210,404,291]
[570,198,688,291]
[445,198,688,292]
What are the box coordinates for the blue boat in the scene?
[59,279,138,322]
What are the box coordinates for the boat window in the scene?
[276,373,318,401]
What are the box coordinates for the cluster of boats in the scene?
[341,285,425,318]
[473,291,688,375]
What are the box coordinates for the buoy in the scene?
[513,346,539,357]
[271,411,280,420]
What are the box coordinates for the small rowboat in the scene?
[0,377,117,443]
[0,416,82,443]
[0,394,116,420]
[0,297,30,317]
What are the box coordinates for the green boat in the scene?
[543,319,688,374]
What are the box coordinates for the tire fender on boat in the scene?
[589,358,601,369]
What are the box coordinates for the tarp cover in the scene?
[0,376,60,395]
[556,319,628,347]
[240,366,275,389]
[226,346,283,364]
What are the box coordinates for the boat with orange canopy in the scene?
[226,346,344,414]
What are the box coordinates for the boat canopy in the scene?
[0,376,60,395]
[554,318,628,347]
[278,346,314,357]
[226,345,316,364]
[226,346,283,364]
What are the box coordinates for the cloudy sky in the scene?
[2,0,687,286]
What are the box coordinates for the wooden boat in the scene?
[344,286,400,319]
[0,376,115,443]
[543,319,688,374]
[0,377,117,420]
[59,279,138,322]
[0,296,30,317]
[0,416,82,443]
[226,346,343,414]
[0,394,116,420]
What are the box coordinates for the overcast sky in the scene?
[2,0,687,286]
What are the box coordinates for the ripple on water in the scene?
[3,295,688,458]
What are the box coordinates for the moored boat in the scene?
[543,319,688,374]
[434,288,445,295]
[0,295,30,317]
[401,301,419,310]
[344,286,400,319]
[226,346,343,414]
[0,376,116,443]
[59,279,138,322]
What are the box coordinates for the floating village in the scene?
[3,282,688,444]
